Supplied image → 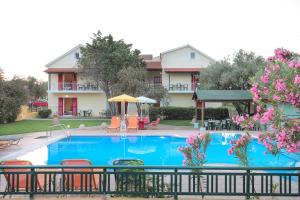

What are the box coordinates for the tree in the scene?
[232,48,300,154]
[199,49,265,114]
[0,77,26,124]
[79,31,167,113]
[26,76,47,100]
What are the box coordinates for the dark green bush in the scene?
[0,80,26,124]
[38,109,52,118]
[149,107,160,121]
[149,106,229,120]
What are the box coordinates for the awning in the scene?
[196,90,253,102]
[164,68,203,72]
[44,68,78,73]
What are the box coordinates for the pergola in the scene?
[195,90,253,127]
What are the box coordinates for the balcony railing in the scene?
[49,83,101,92]
[149,83,198,92]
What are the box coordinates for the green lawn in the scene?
[160,120,192,126]
[0,119,109,135]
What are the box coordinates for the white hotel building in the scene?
[45,44,216,117]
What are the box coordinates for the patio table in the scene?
[138,120,145,130]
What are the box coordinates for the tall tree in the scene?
[27,76,47,100]
[199,49,265,114]
[79,31,165,113]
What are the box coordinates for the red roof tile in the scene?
[164,68,204,72]
[146,61,162,70]
[44,68,78,73]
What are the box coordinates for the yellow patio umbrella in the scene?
[108,94,138,103]
[108,94,138,131]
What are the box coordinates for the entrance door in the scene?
[72,98,77,116]
[58,98,63,116]
[64,98,73,115]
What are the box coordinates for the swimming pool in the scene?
[17,133,299,166]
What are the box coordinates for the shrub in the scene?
[38,109,52,118]
[149,107,161,121]
[149,106,229,120]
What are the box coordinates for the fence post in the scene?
[174,169,178,200]
[246,169,250,199]
[103,168,107,194]
[30,168,35,200]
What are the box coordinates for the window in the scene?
[190,52,195,59]
[75,52,80,59]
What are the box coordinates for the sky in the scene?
[0,0,299,81]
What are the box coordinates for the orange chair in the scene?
[127,116,139,131]
[107,116,121,132]
[150,118,161,127]
[1,160,44,192]
[61,159,97,191]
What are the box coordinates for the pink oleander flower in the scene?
[275,79,286,92]
[260,74,270,84]
[288,60,300,68]
[227,147,234,155]
[294,75,300,84]
[260,107,274,125]
[253,113,260,121]
[250,83,260,100]
[273,95,281,101]
[273,48,290,62]
[256,105,261,113]
[262,87,269,95]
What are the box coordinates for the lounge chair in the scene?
[1,160,44,193]
[150,118,160,127]
[127,116,139,131]
[61,159,97,190]
[0,136,22,149]
[107,116,121,132]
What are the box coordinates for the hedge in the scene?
[38,109,52,118]
[149,106,229,121]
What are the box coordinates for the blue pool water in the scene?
[45,134,300,167]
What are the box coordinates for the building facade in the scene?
[45,44,216,117]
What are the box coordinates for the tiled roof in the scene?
[196,90,253,101]
[164,68,204,72]
[146,61,162,70]
[44,68,78,73]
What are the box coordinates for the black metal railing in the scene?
[0,166,299,199]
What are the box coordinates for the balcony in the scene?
[48,83,102,93]
[149,83,197,93]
